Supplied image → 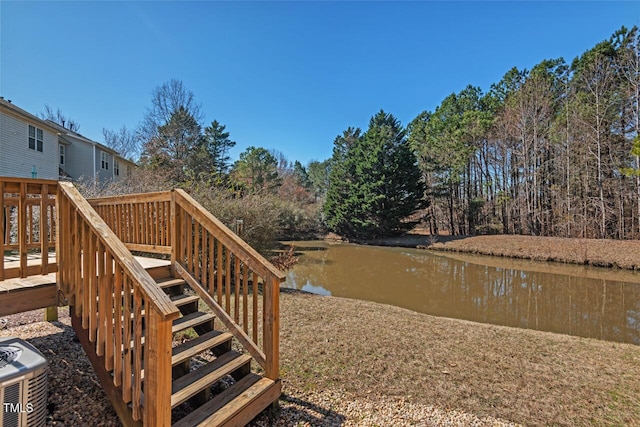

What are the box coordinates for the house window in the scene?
[28,125,43,152]
[101,151,109,170]
[114,159,120,176]
[59,145,65,165]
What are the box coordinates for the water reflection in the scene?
[283,241,640,344]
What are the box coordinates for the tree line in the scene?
[97,80,331,249]
[323,25,639,240]
[406,26,640,239]
[94,79,328,202]
[51,25,640,242]
[42,79,330,251]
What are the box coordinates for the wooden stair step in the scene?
[172,311,215,334]
[172,374,279,427]
[170,294,200,307]
[157,277,186,289]
[145,264,172,280]
[112,277,182,297]
[171,351,252,408]
[172,330,233,367]
[125,330,232,381]
[120,311,215,351]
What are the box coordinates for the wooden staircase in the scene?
[151,264,281,426]
[50,180,286,426]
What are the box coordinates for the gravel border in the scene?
[0,308,120,427]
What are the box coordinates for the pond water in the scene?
[283,240,640,344]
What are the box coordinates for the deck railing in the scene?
[2,179,282,425]
[58,182,180,425]
[90,189,285,380]
[89,191,172,255]
[173,189,285,380]
[0,177,57,280]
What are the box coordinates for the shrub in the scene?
[75,172,323,255]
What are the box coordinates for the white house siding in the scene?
[62,136,96,181]
[1,103,136,183]
[0,111,59,179]
[95,148,112,182]
[62,137,134,184]
[112,157,136,183]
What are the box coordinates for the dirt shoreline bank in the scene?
[326,232,640,270]
[430,235,640,270]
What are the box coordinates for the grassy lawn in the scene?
[276,290,640,426]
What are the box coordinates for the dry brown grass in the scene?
[3,292,639,425]
[345,232,640,271]
[429,235,640,270]
[278,290,640,426]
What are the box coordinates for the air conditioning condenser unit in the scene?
[0,337,48,427]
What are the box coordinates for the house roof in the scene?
[58,134,72,146]
[0,98,137,167]
[0,98,62,134]
[44,121,137,167]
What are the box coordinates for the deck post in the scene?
[18,182,27,278]
[44,306,58,321]
[0,181,5,282]
[170,190,178,277]
[263,273,280,380]
[143,308,174,426]
[55,185,63,293]
[40,184,49,275]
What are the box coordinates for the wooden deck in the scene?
[0,253,170,317]
[0,272,57,317]
[2,177,285,426]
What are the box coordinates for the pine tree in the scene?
[292,161,311,189]
[141,106,202,183]
[307,159,331,200]
[231,146,281,193]
[201,120,236,182]
[324,127,362,236]
[324,111,425,238]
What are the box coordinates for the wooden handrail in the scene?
[172,188,284,380]
[0,176,60,188]
[89,191,173,255]
[90,189,285,279]
[59,182,179,319]
[58,182,179,425]
[86,186,284,385]
[175,263,267,367]
[89,190,172,205]
[174,189,286,281]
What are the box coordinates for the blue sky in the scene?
[1,1,638,165]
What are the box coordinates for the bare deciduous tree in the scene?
[102,126,139,161]
[138,78,203,143]
[40,104,81,132]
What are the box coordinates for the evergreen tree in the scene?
[201,120,236,182]
[324,127,362,236]
[292,160,311,189]
[307,159,331,200]
[324,111,425,238]
[405,25,640,239]
[231,146,281,193]
[141,106,202,183]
